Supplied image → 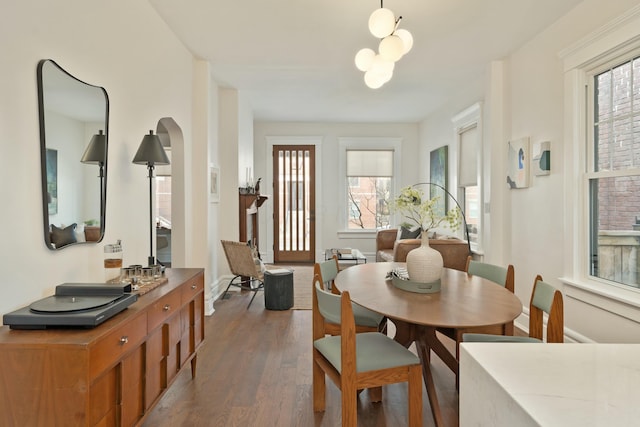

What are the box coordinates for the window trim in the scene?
[452,102,483,253]
[560,6,640,311]
[338,137,402,232]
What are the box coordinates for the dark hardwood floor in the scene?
[142,289,461,427]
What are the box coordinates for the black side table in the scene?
[264,269,294,310]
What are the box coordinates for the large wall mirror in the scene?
[37,59,109,250]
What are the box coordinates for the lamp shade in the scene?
[132,130,170,166]
[81,130,107,164]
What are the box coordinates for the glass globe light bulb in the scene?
[380,69,394,84]
[364,70,386,89]
[379,35,404,62]
[354,48,376,72]
[371,55,395,74]
[395,29,414,54]
[368,8,396,38]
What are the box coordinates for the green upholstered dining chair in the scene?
[312,278,423,427]
[438,256,516,363]
[463,274,564,343]
[313,255,341,294]
[466,256,515,293]
[313,259,387,335]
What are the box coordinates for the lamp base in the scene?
[148,256,155,267]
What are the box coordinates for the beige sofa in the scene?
[375,228,470,272]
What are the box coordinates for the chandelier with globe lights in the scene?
[355,1,413,89]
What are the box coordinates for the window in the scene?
[339,137,401,232]
[588,54,640,289]
[453,103,482,251]
[346,150,392,229]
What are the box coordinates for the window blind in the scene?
[458,125,478,187]
[346,150,393,177]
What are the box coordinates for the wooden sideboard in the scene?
[0,268,205,427]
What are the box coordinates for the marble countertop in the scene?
[460,343,640,426]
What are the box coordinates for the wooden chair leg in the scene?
[408,365,423,427]
[312,359,326,412]
[341,380,357,427]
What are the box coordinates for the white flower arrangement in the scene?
[391,186,462,233]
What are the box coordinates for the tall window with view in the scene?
[590,54,640,288]
[346,150,392,229]
[457,121,480,249]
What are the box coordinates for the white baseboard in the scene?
[515,306,591,343]
[204,293,215,316]
[205,275,237,316]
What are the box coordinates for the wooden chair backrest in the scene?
[312,274,326,342]
[466,255,515,293]
[220,240,262,279]
[529,275,564,343]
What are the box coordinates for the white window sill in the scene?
[336,229,378,239]
[559,276,640,323]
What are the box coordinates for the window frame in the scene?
[560,7,640,313]
[452,102,483,253]
[585,50,640,288]
[338,137,402,233]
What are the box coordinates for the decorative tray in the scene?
[387,268,441,294]
[107,277,168,296]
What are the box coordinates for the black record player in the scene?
[3,283,138,329]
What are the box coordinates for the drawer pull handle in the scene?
[164,304,171,311]
[120,336,129,345]
[191,284,197,290]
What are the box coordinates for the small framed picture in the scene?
[507,137,530,189]
[209,165,220,203]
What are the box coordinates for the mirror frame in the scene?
[37,59,109,250]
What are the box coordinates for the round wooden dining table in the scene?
[334,262,522,427]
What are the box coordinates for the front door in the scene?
[273,145,315,263]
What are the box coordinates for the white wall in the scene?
[419,0,640,342]
[0,0,197,317]
[212,88,255,299]
[253,121,420,262]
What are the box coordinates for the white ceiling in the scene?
[148,0,583,123]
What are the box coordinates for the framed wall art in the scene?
[532,140,551,176]
[507,137,530,189]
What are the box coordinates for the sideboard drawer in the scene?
[90,312,147,380]
[181,275,204,305]
[147,290,182,331]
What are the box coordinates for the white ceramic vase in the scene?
[406,231,443,283]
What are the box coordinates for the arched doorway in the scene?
[155,118,186,267]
